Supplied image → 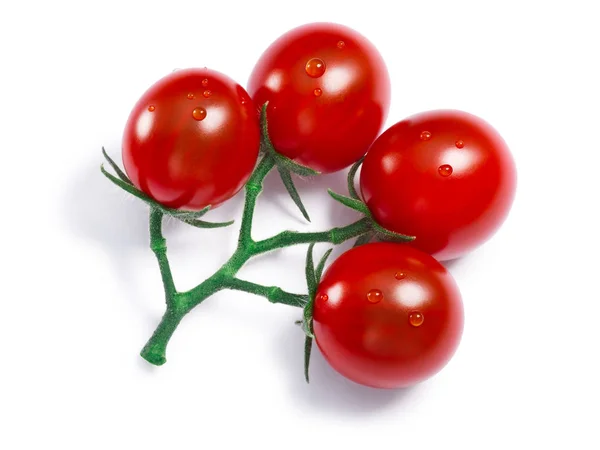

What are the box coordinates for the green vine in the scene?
[101,103,414,369]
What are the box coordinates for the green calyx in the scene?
[101,148,234,229]
[299,243,333,383]
[260,103,319,222]
[328,158,416,247]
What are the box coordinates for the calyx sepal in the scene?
[328,158,416,244]
[101,148,234,229]
[300,243,333,383]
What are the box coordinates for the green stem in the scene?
[226,278,309,307]
[140,278,225,365]
[252,217,371,254]
[238,155,276,247]
[140,154,371,366]
[139,306,184,366]
[149,209,176,305]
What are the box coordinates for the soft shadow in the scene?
[61,157,244,319]
[63,159,155,319]
[273,322,415,416]
[442,257,464,270]
[442,250,479,272]
[66,162,150,248]
[136,355,160,373]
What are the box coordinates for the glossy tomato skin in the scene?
[360,110,517,261]
[313,242,464,389]
[122,68,260,211]
[248,22,391,173]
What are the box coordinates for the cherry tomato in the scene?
[122,68,260,211]
[248,22,391,173]
[313,242,464,389]
[360,110,517,261]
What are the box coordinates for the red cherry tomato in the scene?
[313,242,464,389]
[122,68,260,210]
[360,110,517,261]
[248,22,391,173]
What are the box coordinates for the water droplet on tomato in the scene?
[313,88,323,97]
[148,105,156,112]
[202,78,209,87]
[395,271,406,280]
[438,164,453,177]
[366,289,383,304]
[192,107,207,121]
[187,93,195,100]
[305,58,326,78]
[455,140,464,149]
[420,131,431,141]
[203,90,212,98]
[337,40,345,49]
[319,293,329,302]
[409,311,425,327]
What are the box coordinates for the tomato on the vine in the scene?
[122,68,260,211]
[313,242,464,389]
[248,22,391,173]
[360,110,517,261]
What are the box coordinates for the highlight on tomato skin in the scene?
[122,68,260,211]
[312,242,464,389]
[360,109,517,261]
[248,22,391,174]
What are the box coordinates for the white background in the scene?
[2,0,599,448]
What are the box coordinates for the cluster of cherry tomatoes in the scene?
[121,23,516,388]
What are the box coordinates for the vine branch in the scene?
[137,154,372,365]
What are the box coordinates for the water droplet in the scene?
[395,271,406,280]
[192,107,207,121]
[202,78,209,87]
[241,99,246,104]
[420,131,431,141]
[148,105,155,112]
[438,164,453,177]
[313,88,323,97]
[319,294,329,302]
[409,311,425,327]
[187,93,195,100]
[366,289,383,304]
[337,40,345,49]
[203,90,212,98]
[305,58,326,78]
[455,140,464,149]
